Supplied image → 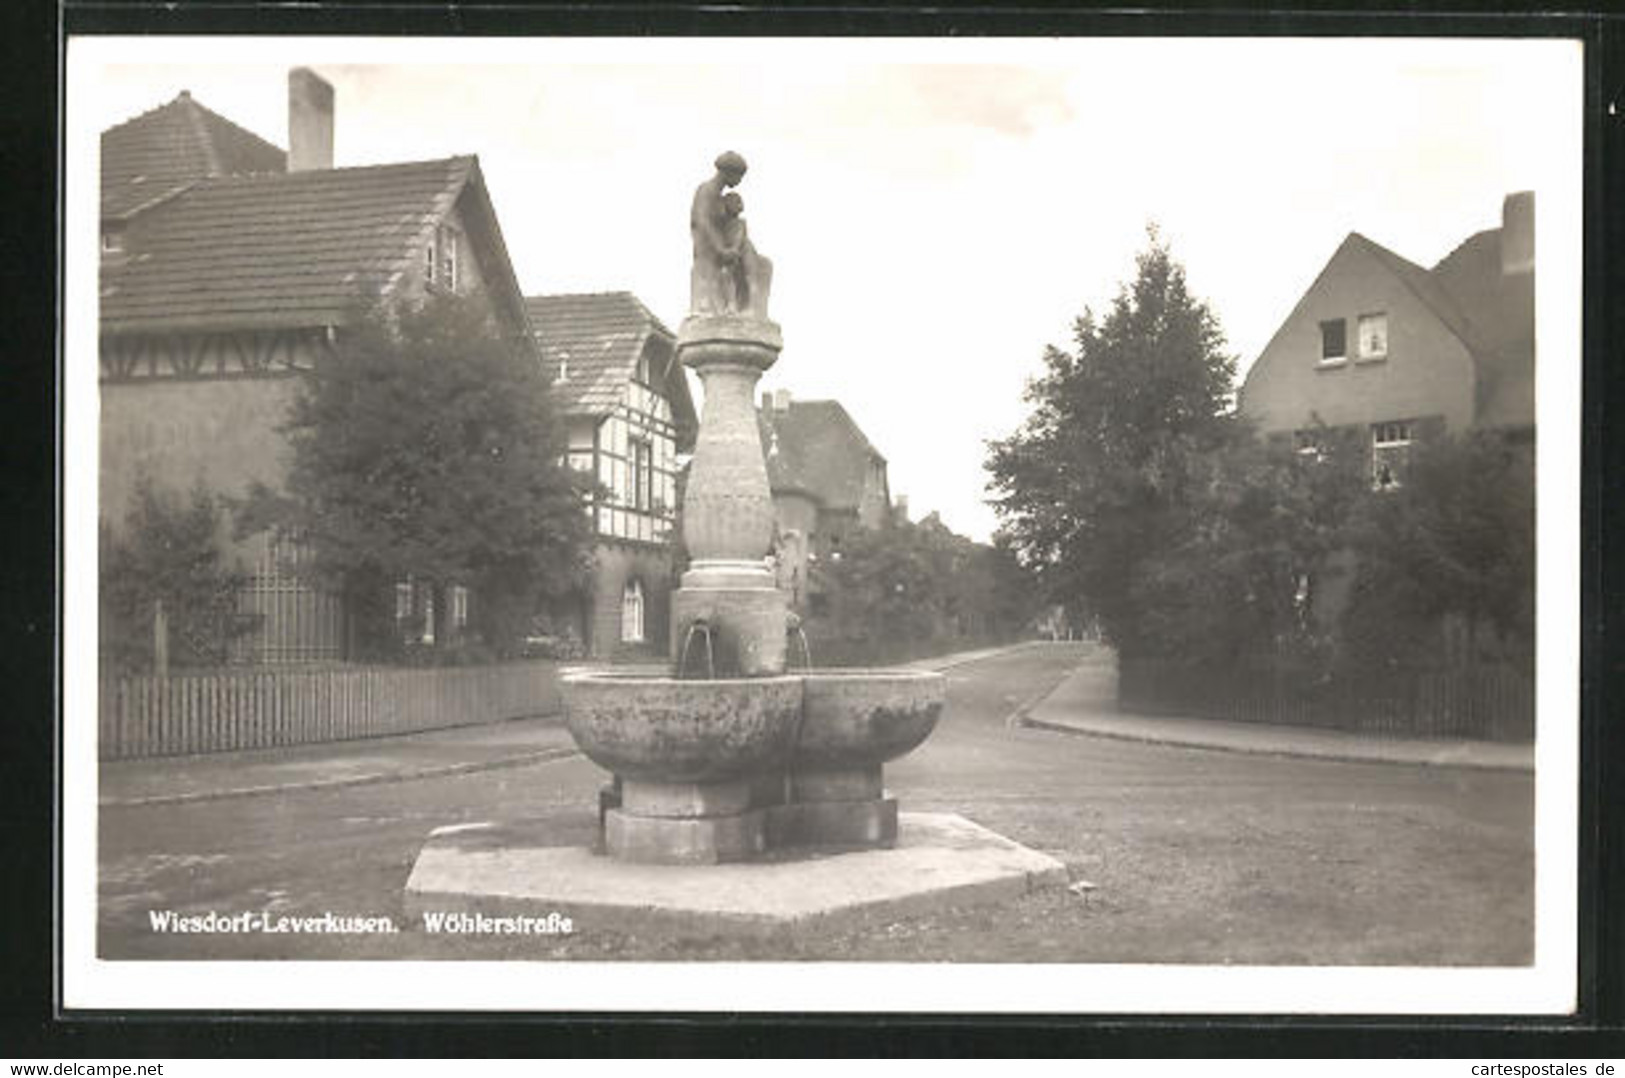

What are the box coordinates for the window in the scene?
[394,580,414,622]
[1371,420,1413,490]
[425,225,459,291]
[621,579,645,644]
[100,228,125,255]
[1293,429,1327,463]
[1357,313,1388,360]
[440,226,459,292]
[1319,319,1347,365]
[450,585,469,631]
[629,439,653,512]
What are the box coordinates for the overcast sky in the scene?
[78,37,1579,541]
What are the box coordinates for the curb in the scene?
[100,745,582,809]
[1017,715,1534,773]
[915,639,1071,674]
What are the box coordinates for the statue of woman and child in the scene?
[689,150,774,320]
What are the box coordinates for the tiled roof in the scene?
[101,157,474,334]
[1431,229,1535,429]
[757,398,884,512]
[525,292,674,417]
[101,92,286,219]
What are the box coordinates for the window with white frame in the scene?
[1357,313,1389,360]
[630,439,653,512]
[395,580,414,623]
[1371,420,1413,490]
[1319,319,1347,365]
[450,585,469,631]
[425,225,460,292]
[620,579,645,644]
[440,226,459,292]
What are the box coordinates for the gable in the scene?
[1239,234,1477,435]
[758,399,885,513]
[101,92,286,220]
[526,292,693,434]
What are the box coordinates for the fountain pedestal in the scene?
[669,315,787,679]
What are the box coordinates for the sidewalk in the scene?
[1019,649,1534,772]
[99,716,580,807]
[99,641,1046,808]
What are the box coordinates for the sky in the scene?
[76,37,1579,541]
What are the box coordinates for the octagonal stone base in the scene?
[404,813,1068,939]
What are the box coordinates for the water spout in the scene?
[677,617,716,680]
[781,612,813,803]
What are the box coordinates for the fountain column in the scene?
[670,314,787,677]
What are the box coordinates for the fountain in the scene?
[561,150,945,864]
[403,152,1064,934]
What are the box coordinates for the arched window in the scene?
[621,579,645,644]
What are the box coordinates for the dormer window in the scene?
[1318,319,1347,367]
[1357,312,1388,361]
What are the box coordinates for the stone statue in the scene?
[690,151,773,319]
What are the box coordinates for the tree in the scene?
[985,228,1239,661]
[100,478,252,672]
[241,294,595,660]
[804,512,1044,663]
[1342,431,1535,673]
[1130,423,1366,669]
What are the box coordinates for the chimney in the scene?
[1501,191,1534,276]
[893,495,909,523]
[288,67,334,172]
[761,391,772,410]
[773,388,792,412]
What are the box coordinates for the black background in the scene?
[4,1,1622,1058]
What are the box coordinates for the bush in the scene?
[100,479,254,673]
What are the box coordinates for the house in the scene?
[1238,192,1535,487]
[99,69,533,662]
[525,292,698,659]
[755,390,892,608]
[1238,193,1536,647]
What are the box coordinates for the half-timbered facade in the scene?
[526,292,698,659]
[99,71,532,663]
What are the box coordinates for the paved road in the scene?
[96,643,1533,964]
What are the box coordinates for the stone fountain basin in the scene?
[793,669,946,771]
[562,672,803,784]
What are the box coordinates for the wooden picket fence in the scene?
[1117,659,1534,743]
[99,660,563,760]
